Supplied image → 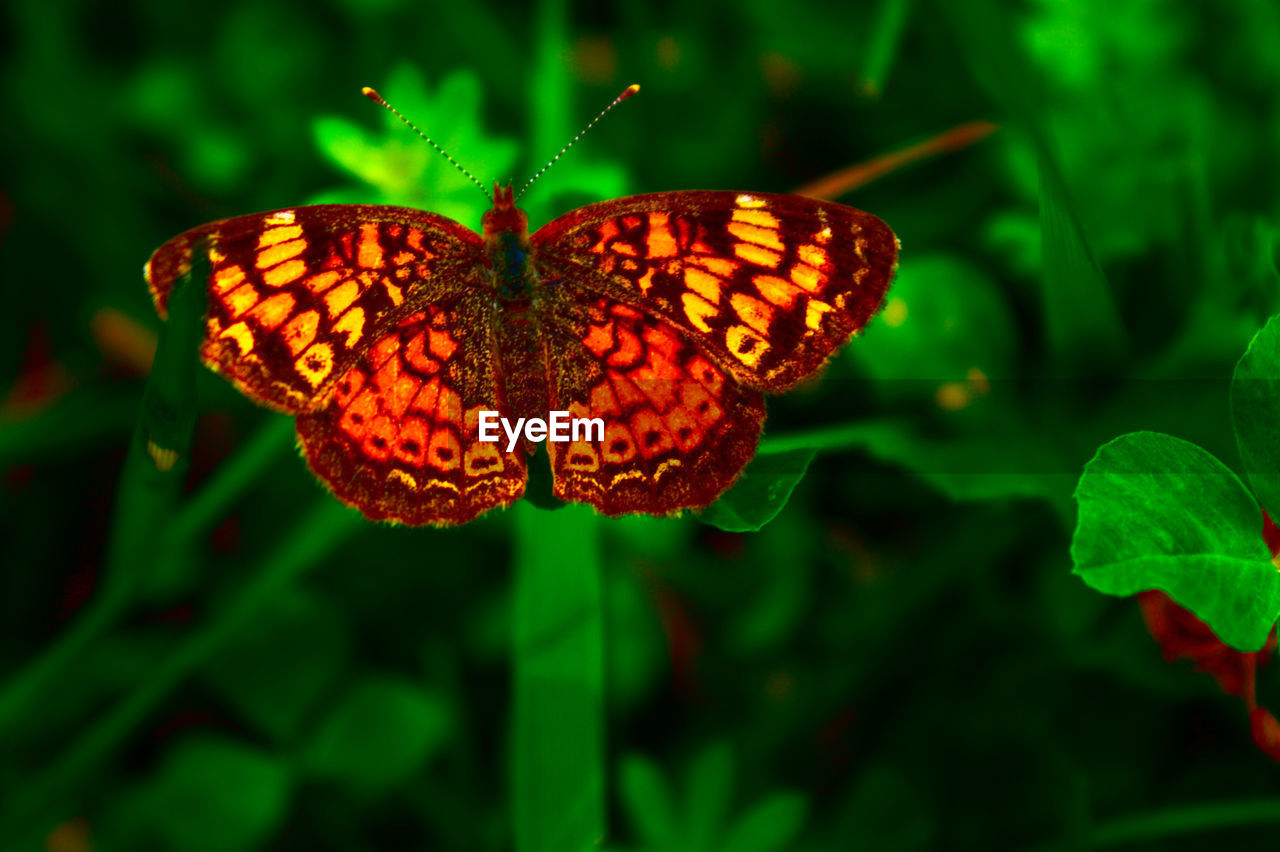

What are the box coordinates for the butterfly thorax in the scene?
[481,183,534,299]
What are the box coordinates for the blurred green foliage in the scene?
[5,0,1280,849]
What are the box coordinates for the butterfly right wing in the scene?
[145,204,486,413]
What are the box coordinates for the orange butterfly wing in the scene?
[530,191,896,516]
[532,191,898,392]
[296,298,526,526]
[144,205,487,413]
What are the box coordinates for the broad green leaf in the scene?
[146,737,290,852]
[312,65,517,224]
[304,676,453,794]
[1071,431,1280,650]
[618,754,677,849]
[1231,314,1280,516]
[201,590,348,740]
[720,792,808,852]
[698,449,816,532]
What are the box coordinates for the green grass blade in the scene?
[513,502,604,852]
[0,252,206,736]
[1090,799,1280,847]
[860,0,913,97]
[0,499,360,843]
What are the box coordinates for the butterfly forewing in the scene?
[531,191,898,392]
[145,204,486,413]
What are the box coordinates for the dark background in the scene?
[3,0,1280,849]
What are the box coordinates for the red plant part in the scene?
[1137,511,1280,762]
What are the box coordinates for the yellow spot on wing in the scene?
[684,267,722,303]
[264,210,297,226]
[734,243,781,267]
[226,282,259,317]
[682,292,717,333]
[219,321,255,355]
[258,225,303,248]
[333,306,365,349]
[256,238,306,269]
[249,292,296,330]
[728,221,784,251]
[297,342,334,386]
[791,263,823,292]
[647,212,678,257]
[726,324,769,367]
[637,267,656,294]
[325,278,360,317]
[805,299,833,331]
[731,208,780,228]
[754,275,800,308]
[798,244,827,269]
[735,194,766,208]
[213,264,246,295]
[691,256,738,278]
[263,259,306,287]
[358,223,384,268]
[388,469,418,489]
[283,309,319,355]
[304,270,343,294]
[730,292,774,334]
[814,226,832,244]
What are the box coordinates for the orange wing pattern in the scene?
[532,191,897,392]
[540,294,765,516]
[145,205,486,413]
[296,298,525,525]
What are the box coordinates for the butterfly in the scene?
[143,86,898,526]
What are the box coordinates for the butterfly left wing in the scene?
[532,191,897,392]
[145,204,486,413]
[296,297,527,525]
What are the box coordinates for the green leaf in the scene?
[720,792,808,852]
[304,675,453,794]
[201,590,348,740]
[760,419,1073,518]
[1231,314,1280,516]
[618,754,677,850]
[698,449,816,532]
[146,737,290,852]
[1071,431,1280,650]
[513,502,604,852]
[312,65,517,223]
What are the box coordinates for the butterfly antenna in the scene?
[362,87,492,202]
[515,84,640,201]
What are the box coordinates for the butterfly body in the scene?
[146,186,897,525]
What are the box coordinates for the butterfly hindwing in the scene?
[296,296,527,526]
[541,294,766,516]
[145,204,486,413]
[531,191,897,392]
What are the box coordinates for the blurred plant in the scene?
[614,744,808,852]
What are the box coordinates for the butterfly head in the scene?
[482,182,529,240]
